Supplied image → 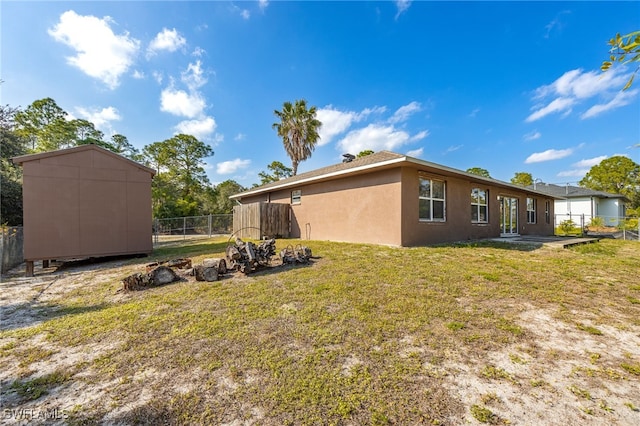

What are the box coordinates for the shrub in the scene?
[588,217,605,228]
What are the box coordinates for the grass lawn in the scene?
[1,238,639,425]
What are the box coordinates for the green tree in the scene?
[142,134,214,218]
[14,98,75,152]
[579,156,640,208]
[466,167,491,178]
[212,180,245,214]
[0,105,28,225]
[272,99,322,176]
[110,134,141,161]
[69,118,114,151]
[257,161,293,186]
[511,172,534,186]
[357,150,375,158]
[602,30,640,90]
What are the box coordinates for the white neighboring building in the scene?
[529,183,627,227]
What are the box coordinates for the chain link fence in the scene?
[554,214,639,240]
[153,214,233,245]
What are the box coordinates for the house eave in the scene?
[230,157,408,200]
[231,154,564,201]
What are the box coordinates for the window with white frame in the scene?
[419,176,446,221]
[526,197,536,223]
[471,188,488,223]
[291,190,301,205]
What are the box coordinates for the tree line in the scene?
[4,92,637,226]
[1,97,325,226]
[0,98,245,225]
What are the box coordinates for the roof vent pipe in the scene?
[342,153,355,163]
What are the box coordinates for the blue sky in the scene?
[2,1,639,188]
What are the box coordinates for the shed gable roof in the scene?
[231,150,560,200]
[12,144,156,175]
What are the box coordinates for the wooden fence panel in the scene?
[261,203,290,238]
[233,203,289,239]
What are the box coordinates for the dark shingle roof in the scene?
[527,183,626,200]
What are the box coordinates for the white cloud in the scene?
[132,70,144,79]
[181,60,207,90]
[528,67,635,122]
[523,130,541,141]
[410,130,429,141]
[192,47,206,57]
[389,101,421,124]
[316,105,385,146]
[406,148,423,158]
[160,85,206,118]
[337,124,420,154]
[468,108,480,118]
[395,0,412,20]
[152,71,163,85]
[316,108,359,146]
[75,106,121,131]
[557,169,589,178]
[526,97,575,122]
[259,0,269,11]
[444,145,463,154]
[234,133,246,141]
[581,89,639,119]
[217,158,251,174]
[316,104,426,154]
[48,10,140,89]
[147,28,186,57]
[525,148,573,164]
[241,9,250,20]
[174,116,216,139]
[572,156,607,168]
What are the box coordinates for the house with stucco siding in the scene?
[231,151,558,246]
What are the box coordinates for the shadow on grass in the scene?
[0,301,109,332]
[442,240,542,252]
[151,240,231,259]
[234,258,318,278]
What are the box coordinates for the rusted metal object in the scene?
[279,244,313,264]
[123,238,313,289]
[225,237,276,274]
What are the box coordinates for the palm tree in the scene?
[272,99,322,176]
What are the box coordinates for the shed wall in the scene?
[21,148,153,261]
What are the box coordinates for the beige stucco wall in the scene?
[239,165,555,247]
[242,168,404,246]
[19,147,153,261]
[400,167,555,245]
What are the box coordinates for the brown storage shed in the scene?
[13,144,155,276]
